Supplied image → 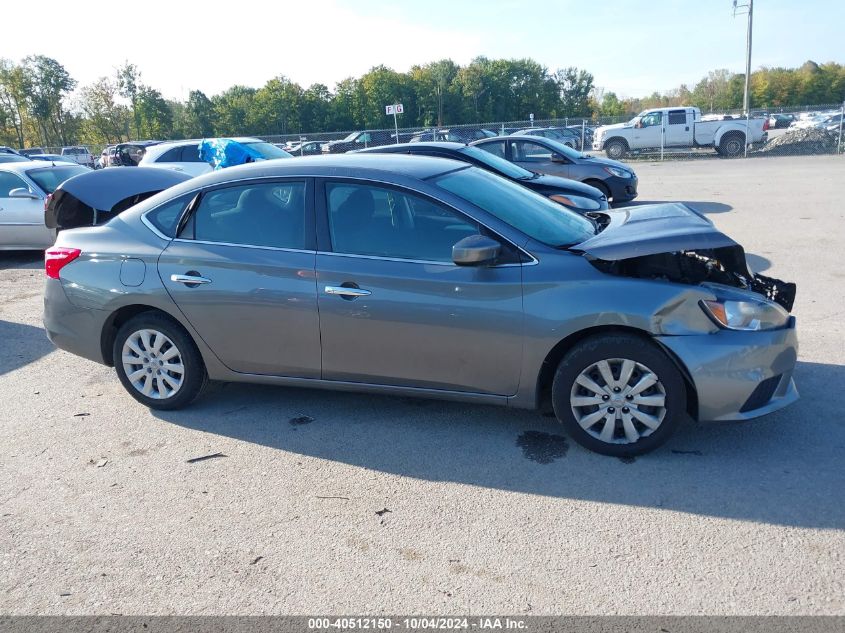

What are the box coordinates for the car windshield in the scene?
[25,165,89,193]
[242,142,293,159]
[458,146,534,180]
[433,166,595,247]
[340,132,360,142]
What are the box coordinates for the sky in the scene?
[2,0,843,102]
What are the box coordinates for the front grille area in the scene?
[740,374,782,413]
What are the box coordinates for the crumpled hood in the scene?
[573,203,737,260]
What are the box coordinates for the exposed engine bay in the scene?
[589,244,796,312]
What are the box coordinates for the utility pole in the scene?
[733,0,754,114]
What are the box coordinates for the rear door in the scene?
[315,179,524,395]
[158,178,321,376]
[0,171,52,248]
[665,109,691,146]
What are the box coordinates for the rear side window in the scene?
[156,147,183,162]
[191,182,307,249]
[145,194,195,237]
[180,145,203,162]
[668,110,687,125]
[477,141,506,159]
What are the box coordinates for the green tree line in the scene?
[1,55,843,149]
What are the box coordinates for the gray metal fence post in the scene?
[581,120,586,151]
[661,123,665,161]
[839,102,844,155]
[745,109,750,158]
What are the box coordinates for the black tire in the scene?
[112,312,207,410]
[551,334,687,457]
[584,179,611,200]
[604,138,627,159]
[719,133,745,158]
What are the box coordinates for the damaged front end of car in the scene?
[588,245,796,312]
[573,203,796,312]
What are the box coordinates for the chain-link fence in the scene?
[25,103,845,165]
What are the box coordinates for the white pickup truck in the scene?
[592,107,768,159]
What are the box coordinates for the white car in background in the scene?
[138,137,291,176]
[61,146,95,168]
[0,161,89,249]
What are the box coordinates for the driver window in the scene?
[640,112,663,128]
[0,172,28,197]
[326,182,479,262]
[512,141,554,162]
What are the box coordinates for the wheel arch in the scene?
[100,304,182,367]
[533,324,698,419]
[602,136,630,150]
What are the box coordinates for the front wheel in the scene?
[113,312,207,410]
[604,139,627,160]
[552,334,687,456]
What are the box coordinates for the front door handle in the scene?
[325,285,371,298]
[171,273,212,285]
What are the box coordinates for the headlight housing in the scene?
[700,298,789,331]
[602,166,632,179]
[548,193,602,211]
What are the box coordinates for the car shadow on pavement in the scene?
[154,359,843,530]
[0,319,55,377]
[0,251,43,270]
[620,200,733,214]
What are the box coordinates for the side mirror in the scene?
[9,188,39,200]
[634,121,642,129]
[551,153,567,163]
[452,234,501,266]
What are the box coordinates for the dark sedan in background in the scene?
[355,141,608,213]
[471,135,638,203]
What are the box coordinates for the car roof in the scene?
[0,161,82,174]
[155,154,469,194]
[142,137,266,159]
[357,141,467,153]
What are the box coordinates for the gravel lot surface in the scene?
[0,155,843,615]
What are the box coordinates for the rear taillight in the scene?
[763,119,770,131]
[45,247,81,279]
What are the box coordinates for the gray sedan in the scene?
[43,155,798,456]
[472,135,639,203]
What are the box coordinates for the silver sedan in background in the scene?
[43,155,798,456]
[0,161,89,249]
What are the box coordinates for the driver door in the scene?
[0,171,52,248]
[511,139,571,178]
[633,111,664,149]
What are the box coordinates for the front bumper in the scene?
[657,317,799,422]
[606,174,638,203]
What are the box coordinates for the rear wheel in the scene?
[113,312,207,410]
[719,133,745,158]
[604,139,628,160]
[552,334,687,456]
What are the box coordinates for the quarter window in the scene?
[326,182,479,262]
[146,194,196,237]
[180,145,204,162]
[191,181,307,249]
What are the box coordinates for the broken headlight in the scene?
[701,298,789,332]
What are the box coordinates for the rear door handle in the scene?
[171,273,212,285]
[325,285,371,297]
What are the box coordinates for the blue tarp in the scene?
[198,138,264,170]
